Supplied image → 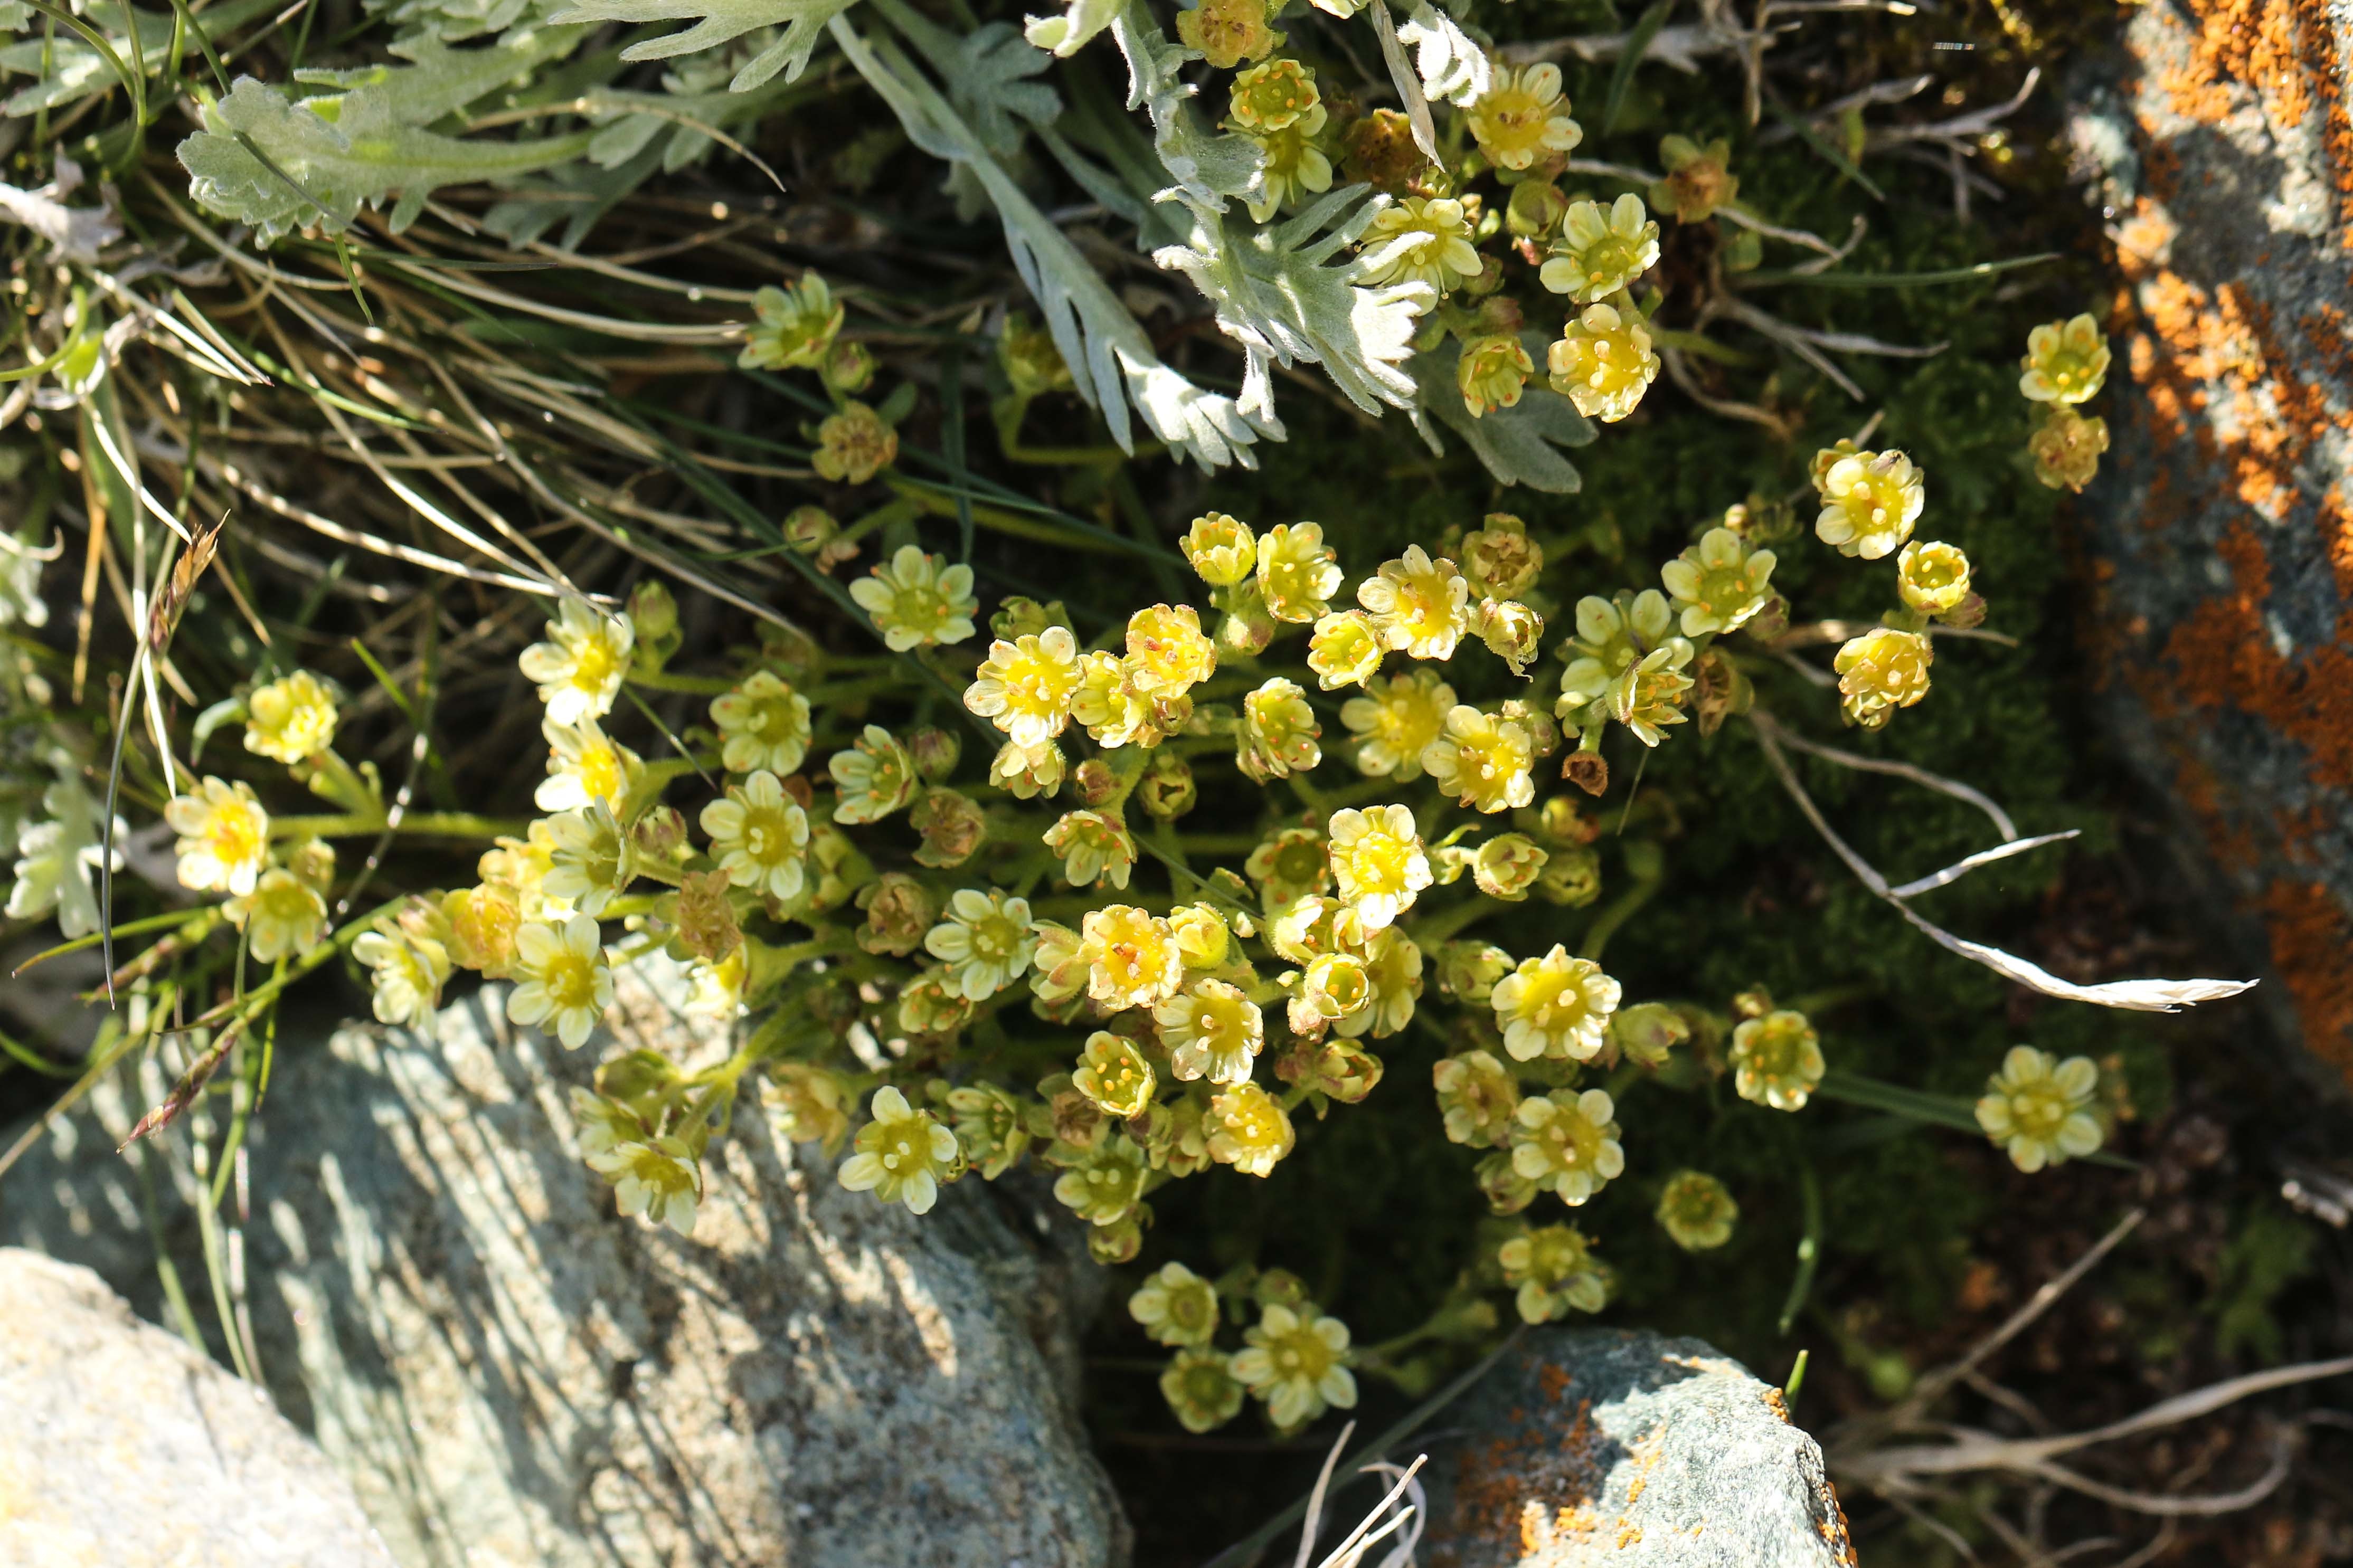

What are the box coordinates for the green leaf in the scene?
[1603,0,1673,134]
[1105,0,1263,212]
[1762,98,1886,202]
[545,0,859,90]
[0,0,275,116]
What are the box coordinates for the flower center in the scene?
[544,952,595,1010]
[743,807,797,862]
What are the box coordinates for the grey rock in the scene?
[1415,1329,1854,1567]
[0,1247,398,1567]
[2064,3,2353,1088]
[2,963,1128,1568]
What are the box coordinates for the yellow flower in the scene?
[1073,1031,1157,1118]
[1082,904,1185,1012]
[1130,1261,1221,1348]
[226,867,327,963]
[1466,62,1582,172]
[1897,540,1973,617]
[1340,668,1455,781]
[739,271,842,370]
[1421,705,1536,814]
[839,1086,961,1215]
[1815,448,1926,560]
[1833,627,1933,729]
[813,400,898,483]
[1307,610,1383,690]
[1155,980,1265,1085]
[989,738,1068,799]
[1658,527,1778,638]
[1245,825,1330,905]
[535,716,642,815]
[508,913,612,1050]
[1053,1135,1150,1228]
[710,671,813,776]
[1232,1303,1355,1429]
[542,801,636,917]
[1509,1087,1625,1206]
[1043,808,1136,889]
[1068,652,1152,750]
[1458,332,1534,418]
[164,776,271,897]
[355,923,452,1030]
[1976,1046,2103,1172]
[1227,56,1318,131]
[585,1130,702,1237]
[924,887,1037,1000]
[1337,927,1421,1039]
[1161,1347,1247,1433]
[769,1062,854,1158]
[1656,1170,1738,1250]
[1463,514,1543,601]
[243,669,339,764]
[1547,302,1658,423]
[1236,677,1321,782]
[1255,521,1341,623]
[1359,196,1482,293]
[966,625,1083,747]
[1126,604,1217,698]
[1472,833,1547,900]
[2019,313,2110,405]
[1541,193,1661,303]
[1730,1009,1825,1110]
[518,599,633,724]
[828,724,920,823]
[698,770,810,902]
[945,1080,1029,1178]
[1241,108,1336,223]
[1184,512,1258,585]
[1434,1049,1518,1147]
[1492,944,1621,1062]
[2029,405,2110,492]
[1356,545,1469,660]
[848,544,978,650]
[1325,803,1430,930]
[1175,0,1278,69]
[1170,904,1232,968]
[1499,1224,1609,1323]
[1650,135,1738,223]
[1207,1080,1294,1176]
[442,882,522,977]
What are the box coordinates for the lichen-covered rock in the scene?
[0,965,1129,1568]
[0,1247,398,1567]
[1416,1329,1853,1567]
[2065,1,2353,1088]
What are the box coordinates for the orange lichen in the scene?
[2260,880,2353,1072]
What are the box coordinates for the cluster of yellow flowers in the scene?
[2020,313,2112,493]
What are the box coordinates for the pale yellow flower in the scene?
[1433,1048,1518,1147]
[1236,677,1321,783]
[164,776,271,897]
[1070,651,1158,750]
[1155,980,1265,1085]
[924,887,1037,1000]
[710,671,813,776]
[1052,1134,1150,1228]
[699,770,810,902]
[226,867,327,963]
[769,1063,854,1159]
[1341,668,1455,781]
[848,545,978,650]
[519,599,632,724]
[1420,705,1536,814]
[1307,610,1383,690]
[989,738,1067,799]
[1815,448,1925,560]
[1359,196,1482,292]
[1073,1032,1157,1118]
[829,724,920,823]
[1499,1224,1609,1322]
[1227,56,1318,131]
[1130,1261,1221,1348]
[838,1086,960,1215]
[1356,545,1469,660]
[1656,1170,1738,1250]
[1492,945,1621,1062]
[1336,927,1421,1039]
[508,913,612,1050]
[966,625,1083,747]
[536,716,642,814]
[1458,333,1534,419]
[1207,1080,1294,1176]
[1547,302,1658,423]
[1043,809,1136,889]
[1834,628,1934,729]
[243,670,339,764]
[542,802,636,917]
[1896,541,1973,617]
[1246,826,1330,905]
[1541,193,1661,303]
[1126,604,1216,698]
[2019,313,2110,405]
[585,1132,702,1237]
[1255,522,1341,623]
[1730,1009,1825,1111]
[1509,1087,1625,1205]
[1082,904,1185,1012]
[1658,527,1777,638]
[1242,109,1335,223]
[1976,1046,2103,1172]
[1232,1303,1355,1429]
[355,923,452,1030]
[1184,513,1257,586]
[1170,904,1232,968]
[1161,1347,1246,1432]
[1466,61,1582,172]
[1326,803,1430,930]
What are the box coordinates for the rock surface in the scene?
[0,1247,398,1567]
[2066,0,2353,1088]
[1,965,1128,1568]
[1414,1329,1854,1567]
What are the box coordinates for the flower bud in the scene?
[1072,758,1120,807]
[906,725,961,782]
[989,739,1065,800]
[1088,1213,1146,1266]
[1253,1268,1309,1309]
[1507,179,1570,241]
[1537,844,1602,907]
[1474,597,1545,675]
[855,871,933,956]
[1731,986,1774,1021]
[1463,513,1544,601]
[1217,590,1277,657]
[1438,941,1513,1004]
[1183,512,1257,586]
[1476,1149,1539,1214]
[1473,833,1548,900]
[819,339,875,395]
[441,882,520,978]
[632,803,691,867]
[782,505,839,556]
[1276,1038,1384,1104]
[1612,1001,1690,1068]
[911,788,987,868]
[1691,649,1753,738]
[1137,750,1197,820]
[1170,904,1231,969]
